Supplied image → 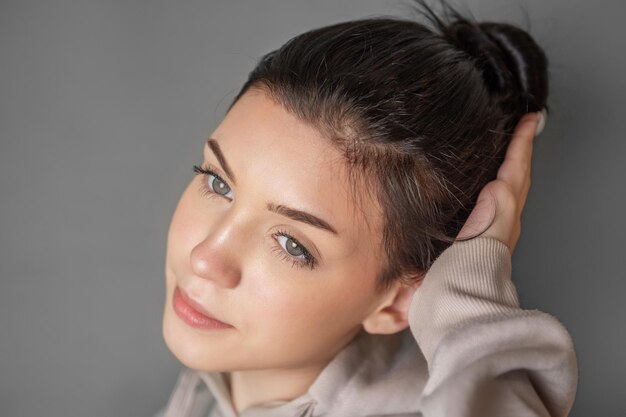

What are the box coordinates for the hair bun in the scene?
[446,20,548,113]
[409,0,549,114]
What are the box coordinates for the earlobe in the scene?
[361,276,423,335]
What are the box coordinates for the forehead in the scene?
[209,89,383,245]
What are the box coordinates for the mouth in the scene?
[172,285,234,330]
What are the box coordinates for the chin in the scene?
[161,304,240,372]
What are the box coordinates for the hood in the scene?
[165,327,428,417]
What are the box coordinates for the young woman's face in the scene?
[162,88,394,372]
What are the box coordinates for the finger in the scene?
[497,112,539,197]
[456,187,497,240]
[518,174,531,212]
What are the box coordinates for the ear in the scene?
[361,274,424,335]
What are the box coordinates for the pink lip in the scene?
[173,286,233,330]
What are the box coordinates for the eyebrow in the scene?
[206,138,339,236]
[207,138,237,186]
[266,203,338,235]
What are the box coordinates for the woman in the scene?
[154,1,578,416]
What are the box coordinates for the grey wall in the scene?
[1,1,623,416]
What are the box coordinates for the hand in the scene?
[456,111,544,254]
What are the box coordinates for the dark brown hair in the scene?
[227,0,549,293]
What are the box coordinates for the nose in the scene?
[189,212,243,289]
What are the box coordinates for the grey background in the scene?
[1,0,623,416]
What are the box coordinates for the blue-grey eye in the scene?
[276,234,305,257]
[209,174,232,197]
[192,164,235,200]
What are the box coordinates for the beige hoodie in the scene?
[153,236,578,417]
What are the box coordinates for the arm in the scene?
[406,111,577,416]
[408,235,578,416]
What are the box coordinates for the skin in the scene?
[162,88,418,412]
[456,110,541,253]
[162,86,541,413]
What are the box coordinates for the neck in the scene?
[227,362,325,413]
[226,327,364,413]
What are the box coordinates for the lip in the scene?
[173,286,233,330]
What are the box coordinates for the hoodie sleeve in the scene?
[407,236,578,417]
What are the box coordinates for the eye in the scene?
[278,236,304,257]
[208,175,232,198]
[273,229,317,271]
[193,164,234,200]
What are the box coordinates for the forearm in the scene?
[408,237,578,417]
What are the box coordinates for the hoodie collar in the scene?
[195,327,427,417]
[198,371,315,417]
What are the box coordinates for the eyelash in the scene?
[271,228,317,271]
[193,163,231,200]
[192,164,318,271]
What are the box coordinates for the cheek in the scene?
[166,185,206,263]
[242,264,371,343]
[169,181,201,234]
[241,268,313,326]
[165,184,211,300]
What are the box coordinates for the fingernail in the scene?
[535,108,547,136]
